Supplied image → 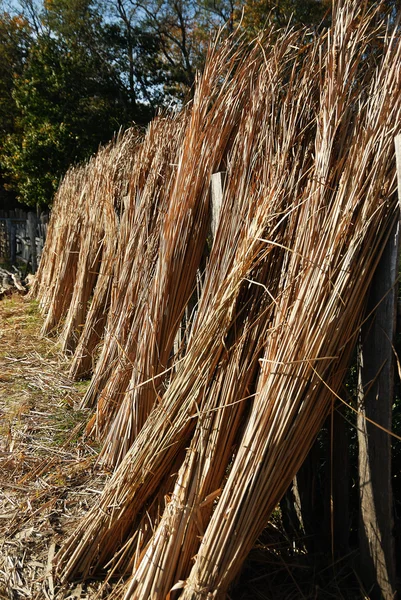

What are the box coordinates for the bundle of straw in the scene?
[29,166,80,303]
[118,27,322,600]
[79,114,188,412]
[68,129,143,378]
[33,129,140,346]
[37,1,401,596]
[177,16,401,600]
[54,25,318,581]
[96,37,273,467]
[33,164,88,331]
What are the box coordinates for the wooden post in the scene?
[36,237,43,262]
[210,172,225,240]
[5,219,12,262]
[4,218,17,265]
[27,212,38,273]
[396,136,401,202]
[356,137,401,599]
[331,406,350,558]
[10,222,16,266]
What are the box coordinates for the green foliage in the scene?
[0,0,158,207]
[240,0,331,33]
[2,33,122,206]
[0,10,30,206]
[0,13,29,137]
[2,0,400,208]
[0,0,157,207]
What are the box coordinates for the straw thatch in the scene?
[32,1,401,597]
[82,113,190,445]
[71,117,182,385]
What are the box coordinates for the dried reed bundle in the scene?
[67,129,142,375]
[30,166,80,307]
[46,2,401,595]
[54,28,318,580]
[27,167,79,302]
[118,28,322,599]
[96,38,271,467]
[39,166,89,335]
[58,161,107,352]
[80,114,188,409]
[58,130,141,354]
[67,194,119,378]
[33,128,142,349]
[175,9,401,600]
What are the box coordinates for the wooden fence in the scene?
[0,210,48,273]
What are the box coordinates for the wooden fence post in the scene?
[210,172,225,240]
[5,218,17,266]
[27,212,38,273]
[356,138,401,599]
[10,222,16,266]
[396,136,401,202]
[5,219,11,262]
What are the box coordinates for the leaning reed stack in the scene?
[54,26,319,581]
[79,114,188,409]
[32,129,141,349]
[57,156,107,353]
[58,131,138,355]
[31,1,401,596]
[31,164,87,315]
[66,129,142,374]
[28,166,78,302]
[96,38,272,467]
[39,165,89,335]
[177,10,401,599]
[117,27,322,600]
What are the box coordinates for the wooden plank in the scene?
[210,172,225,240]
[331,406,350,558]
[10,222,16,265]
[395,135,401,209]
[356,139,401,598]
[27,212,38,273]
[5,218,12,262]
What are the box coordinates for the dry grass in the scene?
[0,296,365,600]
[26,2,401,598]
[0,295,124,599]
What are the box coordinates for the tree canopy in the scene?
[0,0,398,207]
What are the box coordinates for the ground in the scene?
[0,294,367,600]
[0,294,119,600]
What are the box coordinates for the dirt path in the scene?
[0,295,117,599]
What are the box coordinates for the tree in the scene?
[240,0,331,35]
[2,0,376,208]
[0,10,30,207]
[2,34,119,206]
[1,0,157,206]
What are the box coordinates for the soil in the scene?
[0,294,365,600]
[0,294,120,599]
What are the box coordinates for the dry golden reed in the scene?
[32,2,401,597]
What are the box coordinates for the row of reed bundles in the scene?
[32,2,401,597]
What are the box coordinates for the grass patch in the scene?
[0,293,113,598]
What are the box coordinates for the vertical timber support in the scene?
[331,406,350,558]
[6,219,17,266]
[27,212,38,273]
[174,172,226,358]
[5,219,12,264]
[210,172,225,240]
[10,222,16,266]
[356,137,401,599]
